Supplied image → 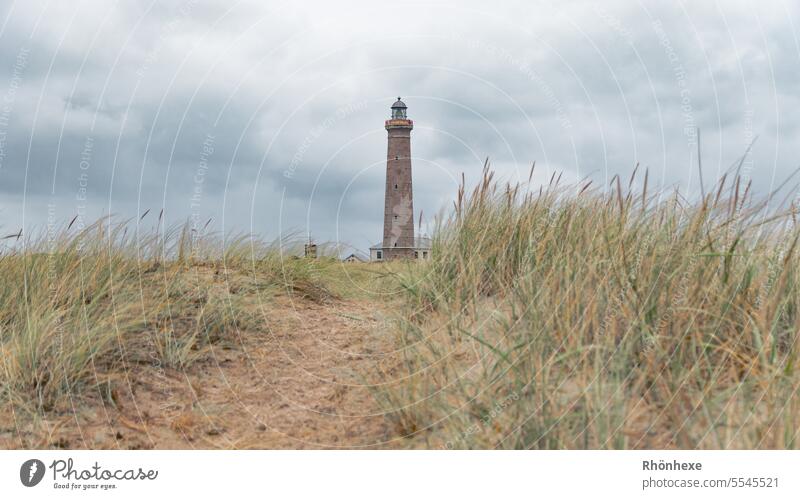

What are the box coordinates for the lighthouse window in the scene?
[394,184,398,190]
[394,215,398,220]
[394,243,397,247]
[376,250,382,260]
[395,155,399,160]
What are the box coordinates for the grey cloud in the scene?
[0,0,799,250]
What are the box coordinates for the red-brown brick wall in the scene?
[382,122,415,257]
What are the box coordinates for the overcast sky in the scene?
[0,0,798,253]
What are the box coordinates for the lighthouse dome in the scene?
[391,97,407,118]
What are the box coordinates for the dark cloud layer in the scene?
[0,0,798,251]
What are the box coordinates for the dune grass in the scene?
[378,165,800,449]
[3,164,800,450]
[0,218,356,417]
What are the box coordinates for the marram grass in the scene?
[0,219,344,416]
[3,166,800,450]
[379,166,800,449]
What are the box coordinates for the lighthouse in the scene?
[370,98,431,261]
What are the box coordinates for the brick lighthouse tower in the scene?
[370,98,431,261]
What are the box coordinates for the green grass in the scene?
[4,164,800,450]
[0,219,351,416]
[378,165,800,449]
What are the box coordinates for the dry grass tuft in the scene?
[0,219,344,417]
[379,164,800,449]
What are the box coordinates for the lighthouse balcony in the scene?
[385,119,413,129]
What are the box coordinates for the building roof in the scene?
[391,97,407,109]
[370,236,432,250]
[343,253,367,262]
